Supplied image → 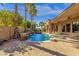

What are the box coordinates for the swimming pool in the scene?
[27,33,51,42]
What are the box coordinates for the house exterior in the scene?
[45,3,79,35]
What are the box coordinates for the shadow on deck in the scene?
[0,39,66,56]
[32,45,66,56]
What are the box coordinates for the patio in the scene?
[0,38,79,56]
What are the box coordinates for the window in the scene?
[62,25,65,32]
[73,21,79,32]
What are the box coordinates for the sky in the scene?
[0,3,71,24]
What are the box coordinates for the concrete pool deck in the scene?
[0,38,79,56]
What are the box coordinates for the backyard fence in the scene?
[0,26,14,41]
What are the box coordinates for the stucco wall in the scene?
[0,26,14,40]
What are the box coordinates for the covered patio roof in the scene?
[51,3,79,24]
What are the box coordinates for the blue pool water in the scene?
[27,33,51,42]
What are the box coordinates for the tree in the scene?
[28,4,37,32]
[14,3,19,39]
[39,22,45,32]
[39,22,45,27]
[0,9,23,27]
[23,3,27,32]
[18,14,24,26]
[23,3,34,32]
[0,10,13,26]
[26,20,31,28]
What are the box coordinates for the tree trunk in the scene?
[14,4,20,39]
[24,4,27,32]
[23,11,27,32]
[30,16,34,32]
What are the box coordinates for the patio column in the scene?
[53,25,55,33]
[70,22,73,33]
[65,24,66,32]
[54,25,55,32]
[46,25,48,33]
[58,24,62,34]
[50,24,52,33]
[54,25,56,33]
[49,23,52,33]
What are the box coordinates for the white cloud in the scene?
[36,5,63,16]
[36,5,52,11]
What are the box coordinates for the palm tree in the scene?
[23,3,27,32]
[14,3,19,39]
[23,3,32,32]
[28,4,37,32]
